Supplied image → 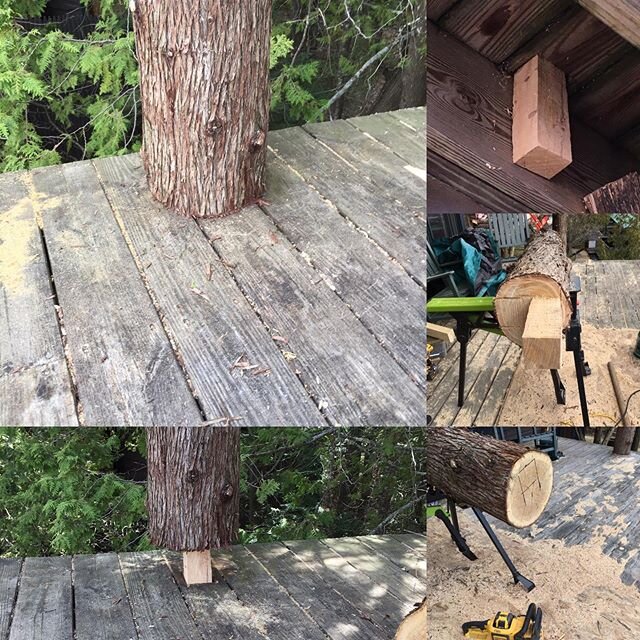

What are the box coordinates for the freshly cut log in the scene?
[522,297,564,369]
[584,172,640,214]
[494,230,572,350]
[426,428,553,528]
[394,598,426,640]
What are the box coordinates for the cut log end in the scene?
[505,450,554,528]
[183,550,213,586]
[394,598,427,640]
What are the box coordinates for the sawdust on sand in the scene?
[499,324,640,426]
[427,510,640,640]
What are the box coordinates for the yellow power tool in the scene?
[462,603,543,640]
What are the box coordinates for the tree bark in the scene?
[552,213,568,251]
[584,172,640,214]
[132,1,272,218]
[146,426,240,550]
[494,230,572,347]
[426,428,553,528]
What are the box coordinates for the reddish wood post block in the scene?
[512,55,572,179]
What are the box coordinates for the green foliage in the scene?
[0,1,421,171]
[0,428,149,556]
[1,428,425,557]
[599,216,640,260]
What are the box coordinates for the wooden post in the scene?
[609,362,636,455]
[521,297,564,369]
[426,428,554,528]
[427,322,456,345]
[132,1,272,218]
[183,551,213,586]
[512,56,572,179]
[494,230,572,354]
[584,172,640,214]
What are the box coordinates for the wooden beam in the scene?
[522,297,564,369]
[512,56,572,179]
[182,551,212,586]
[577,0,640,50]
[584,172,640,213]
[427,322,456,345]
[426,20,639,213]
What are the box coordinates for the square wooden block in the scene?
[512,56,572,179]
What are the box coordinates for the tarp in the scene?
[432,228,506,296]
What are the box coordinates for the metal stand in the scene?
[428,489,535,592]
[453,276,591,425]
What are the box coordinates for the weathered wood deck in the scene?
[0,534,426,640]
[490,437,640,590]
[428,259,640,426]
[0,108,426,427]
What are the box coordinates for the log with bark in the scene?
[146,426,240,585]
[494,229,572,369]
[426,428,553,528]
[132,1,272,218]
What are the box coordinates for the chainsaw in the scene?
[462,603,543,640]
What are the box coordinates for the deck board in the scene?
[94,154,325,427]
[0,174,78,426]
[1,108,425,427]
[30,162,201,426]
[3,536,424,640]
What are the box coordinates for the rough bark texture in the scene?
[552,213,568,251]
[495,230,572,346]
[147,426,240,550]
[133,2,272,218]
[426,428,553,528]
[584,172,640,214]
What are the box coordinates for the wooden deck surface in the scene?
[0,108,426,427]
[0,534,426,640]
[428,259,640,426]
[490,437,640,590]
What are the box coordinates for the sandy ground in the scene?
[499,324,640,426]
[427,510,640,640]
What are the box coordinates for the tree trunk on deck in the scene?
[426,428,553,528]
[584,172,640,214]
[146,426,240,550]
[132,1,272,218]
[494,230,572,347]
[552,213,568,251]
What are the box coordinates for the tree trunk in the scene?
[394,598,426,640]
[146,426,240,550]
[426,428,553,528]
[584,172,640,214]
[494,230,572,348]
[132,1,272,218]
[552,213,568,251]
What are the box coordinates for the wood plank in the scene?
[441,0,572,63]
[354,535,426,580]
[427,322,455,345]
[283,539,406,635]
[263,153,426,390]
[503,6,634,93]
[388,107,426,136]
[200,206,427,426]
[572,50,640,139]
[247,542,383,640]
[8,557,72,640]
[347,112,424,167]
[577,0,640,50]
[585,172,640,214]
[427,21,640,213]
[268,127,426,286]
[389,533,428,552]
[182,551,212,586]
[119,552,204,640]
[0,173,77,426]
[427,0,460,21]
[427,152,529,213]
[320,538,425,603]
[94,154,326,427]
[512,56,572,179]
[0,559,21,640]
[302,118,425,214]
[29,162,201,427]
[522,297,564,369]
[73,554,138,640]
